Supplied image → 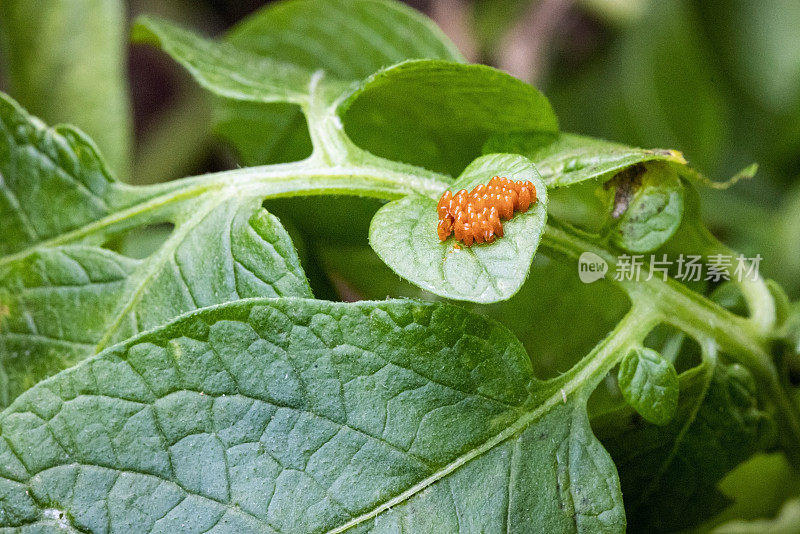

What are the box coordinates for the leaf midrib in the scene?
[92,195,224,351]
[327,306,652,533]
[1,298,649,533]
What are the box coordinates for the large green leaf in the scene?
[0,247,137,404]
[217,0,463,165]
[131,17,321,106]
[369,154,548,303]
[0,298,624,533]
[318,244,630,378]
[0,197,312,406]
[0,0,132,178]
[0,95,142,256]
[339,60,558,176]
[594,358,773,532]
[0,93,315,407]
[227,0,462,79]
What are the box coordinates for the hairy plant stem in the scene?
[541,223,800,467]
[548,303,659,401]
[0,158,449,267]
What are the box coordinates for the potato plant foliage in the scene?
[0,1,799,533]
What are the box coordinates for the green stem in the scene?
[549,303,659,400]
[541,222,800,468]
[1,159,449,266]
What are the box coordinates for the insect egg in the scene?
[436,176,538,246]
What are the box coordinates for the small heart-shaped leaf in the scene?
[369,154,548,303]
[618,346,680,425]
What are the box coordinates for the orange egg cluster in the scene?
[437,176,537,246]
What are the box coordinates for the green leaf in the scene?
[594,359,774,532]
[0,247,137,404]
[0,93,313,407]
[136,13,558,177]
[608,162,685,253]
[0,196,312,407]
[371,400,624,533]
[484,132,687,188]
[340,60,558,175]
[0,94,140,256]
[215,0,463,165]
[617,347,679,425]
[0,0,132,178]
[318,244,630,379]
[226,0,462,79]
[369,154,548,303]
[0,298,625,533]
[131,16,323,106]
